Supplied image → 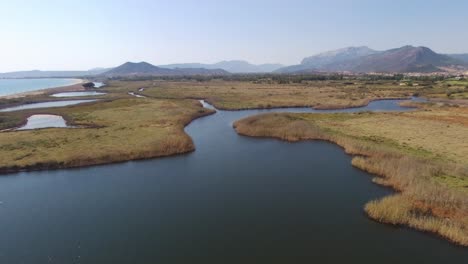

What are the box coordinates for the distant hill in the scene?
[0,68,110,78]
[350,46,462,73]
[302,46,378,69]
[171,67,229,75]
[4,48,467,78]
[278,46,378,73]
[101,62,229,77]
[160,60,284,73]
[277,45,467,73]
[447,54,468,64]
[102,62,174,76]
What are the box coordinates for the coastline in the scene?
[0,78,85,99]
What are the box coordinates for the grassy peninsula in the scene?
[0,97,213,172]
[233,102,468,246]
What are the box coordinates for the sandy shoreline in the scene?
[0,79,85,99]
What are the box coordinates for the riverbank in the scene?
[233,104,468,246]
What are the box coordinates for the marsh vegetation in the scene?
[0,98,213,172]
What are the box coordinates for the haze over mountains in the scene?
[159,60,284,73]
[102,61,283,77]
[1,46,467,78]
[448,54,468,64]
[277,45,467,73]
[0,68,110,78]
[101,62,228,77]
[0,60,282,78]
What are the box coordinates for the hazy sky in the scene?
[1,0,467,72]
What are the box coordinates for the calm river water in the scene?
[0,98,466,263]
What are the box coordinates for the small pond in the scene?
[16,115,68,130]
[93,82,105,88]
[50,91,106,97]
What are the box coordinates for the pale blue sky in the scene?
[0,0,466,72]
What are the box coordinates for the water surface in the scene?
[93,82,105,88]
[16,114,68,130]
[0,97,466,263]
[0,78,81,97]
[0,99,97,112]
[128,92,146,98]
[51,91,106,97]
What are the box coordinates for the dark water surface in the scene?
[0,98,466,263]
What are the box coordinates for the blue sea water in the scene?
[0,78,81,97]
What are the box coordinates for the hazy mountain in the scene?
[102,62,174,76]
[160,63,206,69]
[101,62,229,77]
[302,46,378,68]
[212,60,283,73]
[0,68,110,78]
[447,54,468,64]
[350,46,463,73]
[87,67,112,73]
[277,46,378,73]
[171,67,230,75]
[274,64,312,74]
[160,60,284,73]
[277,45,467,73]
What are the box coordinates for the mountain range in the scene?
[0,60,282,78]
[159,60,284,73]
[277,46,468,73]
[0,68,110,78]
[101,62,229,77]
[1,46,467,78]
